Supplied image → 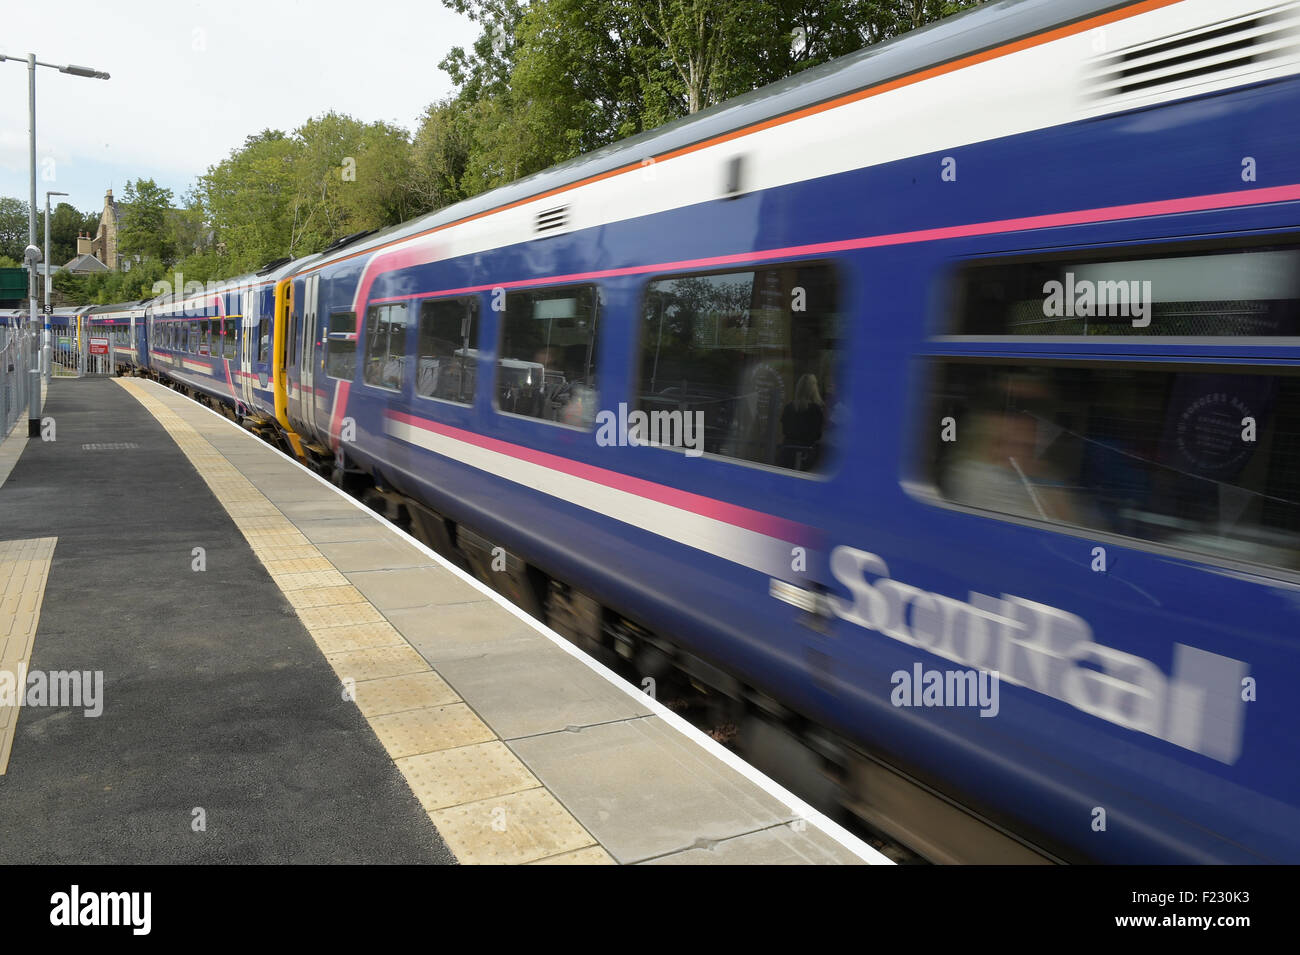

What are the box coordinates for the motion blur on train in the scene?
[28,0,1300,862]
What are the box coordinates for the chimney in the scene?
[77,233,92,256]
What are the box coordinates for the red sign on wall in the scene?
[89,337,109,355]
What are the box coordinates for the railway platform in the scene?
[0,376,885,865]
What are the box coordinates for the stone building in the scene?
[89,188,120,271]
[64,235,109,274]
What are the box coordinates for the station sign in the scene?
[89,337,110,355]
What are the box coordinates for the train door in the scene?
[239,289,256,412]
[300,273,321,441]
[286,278,302,427]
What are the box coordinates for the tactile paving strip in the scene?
[115,378,612,864]
[0,536,57,775]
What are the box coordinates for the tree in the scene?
[437,0,987,196]
[409,99,474,212]
[119,178,176,263]
[437,0,527,101]
[46,202,96,265]
[199,130,300,272]
[0,197,30,261]
[339,120,419,227]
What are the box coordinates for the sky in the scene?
[0,0,479,220]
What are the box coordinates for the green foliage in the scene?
[0,197,31,261]
[62,256,170,305]
[199,129,299,274]
[197,115,421,274]
[409,99,474,212]
[440,0,988,195]
[45,202,97,266]
[119,179,176,263]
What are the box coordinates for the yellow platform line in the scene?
[115,378,612,865]
[0,536,57,775]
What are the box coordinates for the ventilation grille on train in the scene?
[534,206,569,234]
[1086,1,1300,104]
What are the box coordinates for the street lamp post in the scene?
[0,52,109,434]
[44,190,68,380]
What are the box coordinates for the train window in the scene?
[924,362,1300,571]
[363,304,409,390]
[416,297,479,404]
[326,310,357,380]
[200,320,211,355]
[952,243,1300,336]
[257,318,270,363]
[496,285,599,427]
[637,263,842,471]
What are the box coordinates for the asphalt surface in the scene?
[0,378,454,863]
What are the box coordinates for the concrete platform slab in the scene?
[390,601,543,665]
[344,567,485,610]
[316,539,438,573]
[435,641,654,739]
[509,716,800,864]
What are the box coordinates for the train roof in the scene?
[303,0,1114,273]
[85,300,149,314]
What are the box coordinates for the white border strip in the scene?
[385,416,792,578]
[137,379,892,865]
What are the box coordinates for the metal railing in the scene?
[1,325,38,445]
[50,330,79,377]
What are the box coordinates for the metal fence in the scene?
[47,326,113,379]
[51,329,79,377]
[1,325,38,445]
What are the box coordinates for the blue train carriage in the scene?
[251,0,1299,863]
[142,257,316,446]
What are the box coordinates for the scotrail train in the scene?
[70,0,1300,862]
